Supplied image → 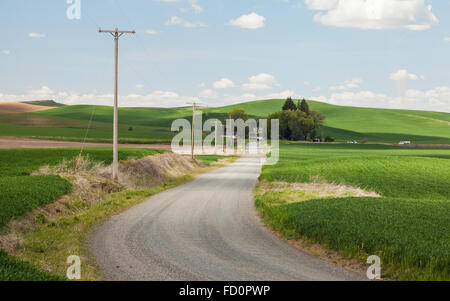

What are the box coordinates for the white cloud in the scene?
[183,21,208,28]
[228,13,266,29]
[1,50,10,55]
[213,78,235,89]
[199,89,218,99]
[304,0,439,31]
[166,16,207,28]
[190,0,203,13]
[329,78,362,91]
[389,69,424,81]
[30,86,55,98]
[0,86,198,108]
[145,29,158,35]
[345,78,363,88]
[166,16,183,25]
[28,32,46,38]
[304,0,338,10]
[265,90,298,99]
[242,73,279,91]
[314,87,450,112]
[1,83,449,112]
[443,37,450,42]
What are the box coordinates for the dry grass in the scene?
[1,154,203,254]
[0,154,234,280]
[0,102,55,114]
[257,180,380,205]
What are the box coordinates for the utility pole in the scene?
[99,28,135,180]
[187,102,207,159]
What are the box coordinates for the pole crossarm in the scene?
[187,102,208,111]
[98,27,135,180]
[99,28,136,34]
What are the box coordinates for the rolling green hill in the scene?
[213,99,450,144]
[0,99,448,144]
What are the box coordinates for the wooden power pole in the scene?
[187,102,208,159]
[99,28,135,180]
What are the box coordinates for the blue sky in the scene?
[0,0,449,112]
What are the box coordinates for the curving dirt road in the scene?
[90,155,364,281]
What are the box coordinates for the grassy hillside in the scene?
[0,99,448,144]
[256,144,450,280]
[0,147,164,281]
[213,99,450,144]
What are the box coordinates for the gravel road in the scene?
[90,155,364,281]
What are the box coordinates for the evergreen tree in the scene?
[282,97,297,111]
[299,99,310,114]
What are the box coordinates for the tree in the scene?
[287,110,314,140]
[310,110,325,129]
[269,110,313,141]
[298,99,310,114]
[282,97,297,111]
[230,109,248,121]
[268,99,326,141]
[269,111,290,140]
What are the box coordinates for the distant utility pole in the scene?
[99,28,135,180]
[187,102,207,159]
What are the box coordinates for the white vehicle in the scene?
[399,141,411,145]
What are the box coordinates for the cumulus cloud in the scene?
[199,89,218,99]
[166,16,207,28]
[145,29,158,35]
[190,0,203,13]
[313,87,450,112]
[166,16,183,25]
[389,69,424,81]
[304,0,338,10]
[304,0,438,31]
[228,13,266,29]
[0,86,198,108]
[265,90,298,99]
[213,78,235,89]
[183,21,208,28]
[242,73,279,91]
[28,32,46,38]
[329,78,362,91]
[2,83,449,112]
